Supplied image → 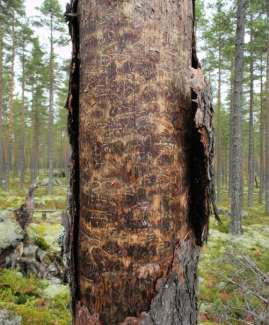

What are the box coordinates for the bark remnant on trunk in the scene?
[66,0,215,324]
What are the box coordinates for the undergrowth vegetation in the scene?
[0,180,70,325]
[0,269,71,325]
[0,184,268,324]
[199,194,269,325]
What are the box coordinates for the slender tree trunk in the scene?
[222,146,226,190]
[259,58,264,204]
[248,17,254,207]
[31,94,39,182]
[216,47,222,202]
[0,28,4,189]
[48,13,54,193]
[6,10,16,191]
[19,40,26,187]
[67,0,214,324]
[265,0,269,213]
[228,64,234,198]
[230,0,247,234]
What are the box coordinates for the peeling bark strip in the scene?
[66,0,214,324]
[190,68,219,243]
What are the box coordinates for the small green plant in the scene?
[33,236,50,251]
[0,269,71,325]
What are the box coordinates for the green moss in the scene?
[198,197,269,325]
[0,181,67,211]
[0,196,24,209]
[29,223,63,252]
[34,195,66,209]
[0,269,71,325]
[33,236,50,251]
[0,270,42,297]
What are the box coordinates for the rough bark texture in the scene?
[230,0,247,234]
[66,0,214,324]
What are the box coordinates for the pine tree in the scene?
[245,0,267,206]
[247,13,255,207]
[17,22,32,186]
[26,38,47,182]
[265,0,269,213]
[2,0,24,190]
[230,0,248,234]
[199,0,235,202]
[38,0,67,193]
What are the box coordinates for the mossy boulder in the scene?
[0,212,24,251]
[0,309,22,325]
[0,212,24,266]
[28,223,63,252]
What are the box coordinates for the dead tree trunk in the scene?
[66,1,214,324]
[15,183,38,231]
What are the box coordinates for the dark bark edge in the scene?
[190,1,220,245]
[66,0,217,323]
[65,0,80,317]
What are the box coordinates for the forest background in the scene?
[0,0,269,324]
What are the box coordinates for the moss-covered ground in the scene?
[0,183,268,324]
[0,269,71,325]
[0,180,71,325]
[199,191,269,324]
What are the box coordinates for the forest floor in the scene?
[0,181,268,325]
[0,178,71,325]
[199,192,269,325]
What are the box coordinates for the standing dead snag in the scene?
[66,1,215,324]
[15,183,38,231]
